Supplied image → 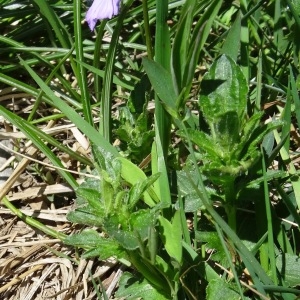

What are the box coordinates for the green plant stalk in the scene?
[127,250,173,296]
[100,0,134,141]
[142,0,154,60]
[93,21,107,103]
[255,50,262,111]
[215,225,244,298]
[180,121,274,294]
[1,196,66,241]
[240,0,250,81]
[74,0,93,125]
[154,0,171,158]
[252,155,271,272]
[261,146,277,284]
[148,226,158,265]
[224,180,237,232]
[224,204,237,233]
[274,129,300,210]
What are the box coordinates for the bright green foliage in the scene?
[178,55,283,233]
[195,231,228,266]
[276,252,300,287]
[291,0,300,14]
[64,144,183,297]
[64,229,126,260]
[65,153,159,252]
[200,54,248,129]
[116,272,169,300]
[176,168,204,212]
[115,102,154,163]
[206,278,251,300]
[180,55,282,187]
[158,210,182,263]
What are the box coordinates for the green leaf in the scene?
[195,231,227,266]
[66,207,104,227]
[142,58,178,119]
[171,0,197,94]
[178,129,224,161]
[158,210,182,263]
[177,169,204,212]
[116,272,169,300]
[199,54,248,134]
[76,185,102,212]
[104,209,157,250]
[105,216,139,250]
[128,173,161,209]
[117,157,158,207]
[212,110,241,151]
[238,119,283,161]
[66,171,105,226]
[206,278,249,300]
[240,112,264,146]
[221,12,241,61]
[276,253,300,287]
[130,209,158,241]
[64,229,124,260]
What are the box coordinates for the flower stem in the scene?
[224,181,237,232]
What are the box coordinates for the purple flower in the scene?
[86,0,121,31]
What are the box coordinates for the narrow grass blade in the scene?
[28,45,75,121]
[100,0,134,142]
[255,50,263,111]
[93,21,107,101]
[0,106,91,166]
[154,0,172,158]
[240,0,250,80]
[1,196,66,241]
[0,107,78,188]
[184,0,222,93]
[273,128,300,210]
[261,146,278,284]
[74,0,93,125]
[215,225,244,298]
[171,0,196,94]
[18,57,119,158]
[289,65,300,129]
[31,0,71,48]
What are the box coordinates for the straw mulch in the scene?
[0,96,124,299]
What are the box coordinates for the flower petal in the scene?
[86,0,121,31]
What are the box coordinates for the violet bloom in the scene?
[86,0,121,31]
